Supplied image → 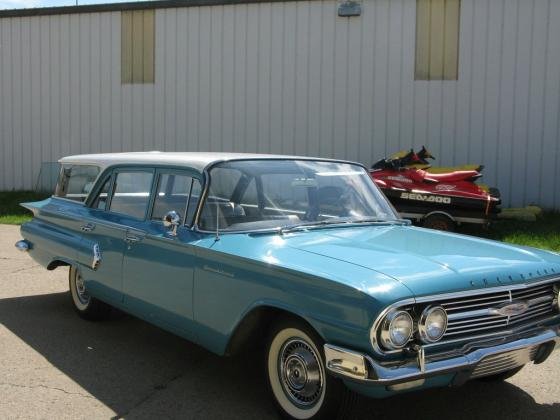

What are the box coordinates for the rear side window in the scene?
[55,165,100,202]
[109,171,154,219]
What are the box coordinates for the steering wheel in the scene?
[305,186,348,221]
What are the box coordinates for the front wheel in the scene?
[266,319,353,419]
[69,266,112,321]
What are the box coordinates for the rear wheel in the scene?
[266,318,354,419]
[477,366,524,382]
[69,266,112,321]
[423,214,456,232]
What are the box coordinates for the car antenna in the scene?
[215,202,220,241]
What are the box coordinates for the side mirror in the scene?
[163,210,181,236]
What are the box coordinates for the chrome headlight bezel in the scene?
[417,305,448,343]
[554,284,560,311]
[378,310,414,350]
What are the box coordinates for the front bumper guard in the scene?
[324,327,560,386]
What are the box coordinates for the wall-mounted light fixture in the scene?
[338,1,362,17]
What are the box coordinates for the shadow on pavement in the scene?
[0,292,558,419]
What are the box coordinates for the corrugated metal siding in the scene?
[0,0,559,208]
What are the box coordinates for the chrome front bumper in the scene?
[324,326,560,387]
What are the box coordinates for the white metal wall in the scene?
[1,0,559,208]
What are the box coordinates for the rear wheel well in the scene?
[225,307,316,356]
[47,260,71,271]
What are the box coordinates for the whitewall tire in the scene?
[69,266,112,320]
[266,319,351,420]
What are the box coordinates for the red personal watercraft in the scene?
[370,148,501,231]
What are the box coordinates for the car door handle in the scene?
[125,233,144,243]
[81,223,96,232]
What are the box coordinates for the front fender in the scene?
[192,246,387,356]
[225,297,374,356]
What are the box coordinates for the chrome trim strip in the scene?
[326,327,560,386]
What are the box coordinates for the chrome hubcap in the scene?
[279,339,324,407]
[75,274,90,305]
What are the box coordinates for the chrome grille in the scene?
[471,345,539,378]
[440,281,557,340]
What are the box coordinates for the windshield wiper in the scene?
[279,218,409,233]
[347,218,409,225]
[279,219,351,233]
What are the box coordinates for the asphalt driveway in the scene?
[0,225,558,419]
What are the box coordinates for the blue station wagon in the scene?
[16,152,560,419]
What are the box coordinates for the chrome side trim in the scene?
[326,327,560,386]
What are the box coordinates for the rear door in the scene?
[121,169,202,340]
[80,168,155,306]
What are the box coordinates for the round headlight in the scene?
[418,306,448,343]
[555,285,560,311]
[380,310,414,350]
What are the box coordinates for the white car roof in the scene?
[58,151,354,173]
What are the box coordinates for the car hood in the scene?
[281,225,560,298]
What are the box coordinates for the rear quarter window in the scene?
[55,165,101,202]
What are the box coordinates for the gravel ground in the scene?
[0,224,558,419]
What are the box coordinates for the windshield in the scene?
[198,160,398,232]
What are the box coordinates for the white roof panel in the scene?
[58,151,352,173]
